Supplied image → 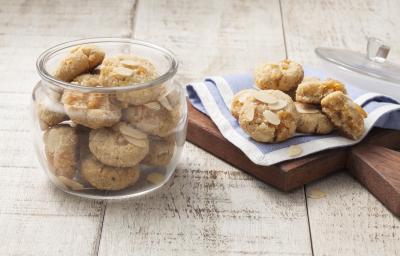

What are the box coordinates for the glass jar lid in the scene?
[315,37,400,84]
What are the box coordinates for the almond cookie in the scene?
[230,89,259,119]
[142,137,176,166]
[99,55,164,105]
[36,87,68,130]
[296,78,347,104]
[321,91,367,140]
[61,90,121,129]
[72,73,100,87]
[238,90,298,142]
[294,102,335,134]
[54,45,105,82]
[81,156,140,190]
[89,126,149,167]
[255,59,304,92]
[123,100,180,137]
[43,125,78,179]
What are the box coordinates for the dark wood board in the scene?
[187,101,400,216]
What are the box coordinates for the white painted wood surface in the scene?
[0,0,399,255]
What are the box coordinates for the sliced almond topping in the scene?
[120,60,141,68]
[307,189,327,199]
[123,134,148,148]
[146,172,165,185]
[288,145,303,157]
[158,96,173,111]
[263,110,280,125]
[113,66,134,77]
[58,176,84,191]
[254,91,277,104]
[144,101,162,111]
[242,103,255,121]
[268,99,288,110]
[119,123,148,139]
[294,102,320,114]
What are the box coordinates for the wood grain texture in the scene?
[98,0,313,255]
[281,0,400,255]
[0,1,134,255]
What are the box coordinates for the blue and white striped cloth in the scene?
[187,67,400,166]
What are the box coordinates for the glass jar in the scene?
[32,38,187,199]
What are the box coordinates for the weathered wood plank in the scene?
[98,0,312,255]
[0,0,135,255]
[281,0,400,255]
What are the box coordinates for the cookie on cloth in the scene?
[296,77,347,104]
[294,102,335,134]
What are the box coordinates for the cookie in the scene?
[61,90,121,129]
[142,137,176,166]
[296,78,347,104]
[255,59,304,92]
[72,73,100,87]
[321,91,367,140]
[123,100,180,137]
[237,90,298,142]
[36,88,67,130]
[54,45,105,82]
[230,89,259,119]
[294,102,335,134]
[81,156,140,190]
[89,126,149,167]
[43,125,78,179]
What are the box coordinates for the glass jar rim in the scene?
[36,37,179,92]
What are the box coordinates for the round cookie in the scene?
[72,73,100,87]
[230,89,259,119]
[99,55,164,105]
[35,87,67,130]
[61,90,121,129]
[81,156,140,190]
[294,102,335,134]
[255,59,304,92]
[123,100,180,137]
[238,90,298,142]
[142,137,176,166]
[89,127,149,167]
[321,91,367,140]
[43,125,78,179]
[296,78,347,104]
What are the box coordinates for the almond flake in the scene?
[288,145,303,157]
[146,172,165,185]
[119,123,148,139]
[144,101,162,111]
[158,96,173,111]
[114,66,134,77]
[242,103,255,121]
[123,134,148,148]
[58,176,84,191]
[307,189,327,199]
[120,60,141,68]
[263,110,280,125]
[294,102,320,114]
[254,91,277,104]
[268,99,288,110]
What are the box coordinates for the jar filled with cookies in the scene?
[32,38,187,199]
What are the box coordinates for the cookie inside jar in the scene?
[33,39,185,199]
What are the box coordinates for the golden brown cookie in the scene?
[89,126,149,167]
[43,125,78,179]
[123,100,180,137]
[81,156,140,190]
[296,78,347,104]
[321,91,367,140]
[237,90,298,142]
[36,88,67,130]
[54,45,105,82]
[142,137,176,166]
[230,89,259,119]
[294,102,335,134]
[255,59,304,92]
[72,73,100,87]
[61,90,121,129]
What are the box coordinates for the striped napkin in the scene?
[187,68,400,166]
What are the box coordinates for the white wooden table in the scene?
[1,1,400,255]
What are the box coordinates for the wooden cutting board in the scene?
[187,101,400,216]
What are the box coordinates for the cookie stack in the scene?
[35,45,182,191]
[230,59,367,143]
